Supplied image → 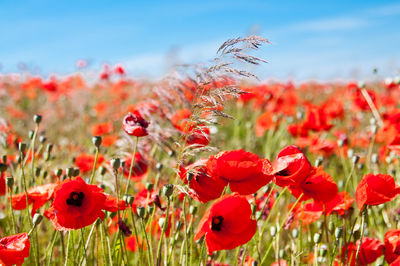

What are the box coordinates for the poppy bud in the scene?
[55,169,63,177]
[73,168,80,177]
[189,206,197,215]
[42,171,48,179]
[352,155,360,165]
[111,158,121,170]
[168,150,175,157]
[39,135,46,143]
[313,233,322,244]
[147,205,154,215]
[317,221,323,229]
[187,172,194,183]
[337,139,345,147]
[371,154,378,164]
[369,117,376,125]
[163,184,174,198]
[315,157,323,167]
[291,229,299,238]
[176,221,183,231]
[46,143,53,153]
[371,125,378,134]
[45,152,51,161]
[123,194,134,205]
[335,227,343,239]
[16,155,22,164]
[2,155,6,163]
[35,167,41,177]
[319,245,327,257]
[347,149,354,158]
[99,166,107,175]
[0,163,7,173]
[357,163,364,170]
[66,167,74,177]
[32,213,43,227]
[28,131,34,140]
[328,221,334,232]
[33,114,42,124]
[18,143,26,153]
[279,249,284,258]
[145,182,154,191]
[158,217,166,228]
[137,207,145,218]
[156,163,163,171]
[270,226,276,237]
[92,136,102,148]
[6,176,14,188]
[394,76,400,85]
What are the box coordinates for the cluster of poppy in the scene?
[1,69,400,265]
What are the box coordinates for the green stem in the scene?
[124,136,139,195]
[89,147,99,184]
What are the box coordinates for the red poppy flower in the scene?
[388,136,400,155]
[0,233,30,266]
[122,153,148,181]
[289,167,338,203]
[185,125,210,147]
[207,149,273,195]
[255,112,274,137]
[355,173,400,210]
[44,177,110,231]
[179,159,226,203]
[271,260,288,266]
[122,111,150,137]
[385,229,400,264]
[321,191,354,216]
[131,189,165,213]
[11,183,58,217]
[302,104,333,132]
[272,145,312,187]
[194,194,257,255]
[340,237,384,265]
[74,153,105,173]
[91,122,113,136]
[293,201,323,225]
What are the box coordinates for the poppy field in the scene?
[1,36,400,265]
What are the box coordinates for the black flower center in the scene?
[66,191,85,207]
[211,216,224,231]
[275,169,290,176]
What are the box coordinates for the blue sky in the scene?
[1,0,399,80]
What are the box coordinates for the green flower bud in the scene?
[163,184,174,198]
[313,233,322,244]
[111,158,121,170]
[33,114,42,124]
[92,136,102,148]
